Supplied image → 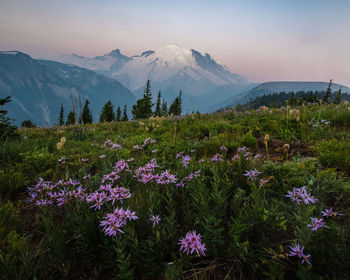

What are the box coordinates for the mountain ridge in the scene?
[0,51,135,126]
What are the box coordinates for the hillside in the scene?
[0,51,135,126]
[216,81,350,109]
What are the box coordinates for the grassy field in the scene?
[1,103,350,279]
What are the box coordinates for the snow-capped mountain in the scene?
[58,44,247,98]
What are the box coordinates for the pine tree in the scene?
[81,100,93,124]
[334,87,342,104]
[168,91,182,116]
[161,100,168,117]
[116,106,121,121]
[58,104,64,126]
[143,80,153,118]
[122,104,128,121]
[132,98,145,119]
[154,90,162,117]
[323,79,332,104]
[99,100,115,123]
[21,120,36,128]
[177,90,182,115]
[132,80,153,119]
[0,96,18,140]
[66,111,75,125]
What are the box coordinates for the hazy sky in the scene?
[1,0,349,85]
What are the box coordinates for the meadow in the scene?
[1,103,350,279]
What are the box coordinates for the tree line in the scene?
[58,79,182,126]
[232,79,349,111]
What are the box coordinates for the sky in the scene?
[1,0,349,86]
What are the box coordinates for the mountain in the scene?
[0,51,135,126]
[58,44,248,112]
[215,81,350,110]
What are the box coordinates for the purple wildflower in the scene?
[182,155,191,167]
[321,208,343,218]
[149,215,161,226]
[307,217,328,231]
[289,243,312,266]
[179,231,206,256]
[243,169,262,181]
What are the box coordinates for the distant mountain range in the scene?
[0,51,135,126]
[58,44,248,113]
[1,46,349,126]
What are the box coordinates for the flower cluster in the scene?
[307,217,328,231]
[176,170,200,188]
[286,186,318,204]
[100,207,138,235]
[102,139,122,150]
[179,230,206,256]
[289,243,311,265]
[133,137,156,150]
[210,153,223,162]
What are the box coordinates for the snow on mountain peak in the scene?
[57,44,247,92]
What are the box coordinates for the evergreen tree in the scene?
[66,111,75,126]
[0,96,18,140]
[58,104,64,126]
[21,120,36,128]
[132,80,153,119]
[154,90,162,117]
[323,79,332,103]
[177,90,182,115]
[132,98,145,119]
[143,80,153,118]
[168,91,182,116]
[122,104,128,121]
[81,100,93,124]
[99,100,115,123]
[334,87,342,104]
[116,106,121,121]
[161,100,168,117]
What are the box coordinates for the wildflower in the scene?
[190,149,196,153]
[149,215,161,226]
[286,187,318,205]
[81,158,89,162]
[231,154,239,161]
[243,169,262,181]
[289,243,304,258]
[152,149,158,153]
[176,151,184,158]
[220,146,228,152]
[321,208,343,218]
[60,137,66,144]
[58,156,66,164]
[179,231,206,256]
[182,155,191,167]
[237,146,248,153]
[210,153,223,162]
[259,178,269,187]
[56,142,63,150]
[307,217,328,231]
[99,155,106,159]
[198,158,204,163]
[288,243,312,266]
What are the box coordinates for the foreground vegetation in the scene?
[1,102,350,279]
